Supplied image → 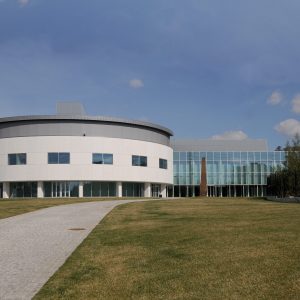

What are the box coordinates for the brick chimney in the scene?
[200,157,207,197]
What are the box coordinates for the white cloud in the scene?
[211,130,248,140]
[275,119,300,136]
[292,94,300,114]
[18,0,29,6]
[267,91,282,105]
[129,79,144,89]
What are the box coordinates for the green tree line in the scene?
[268,134,300,197]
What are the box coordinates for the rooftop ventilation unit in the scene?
[56,102,86,116]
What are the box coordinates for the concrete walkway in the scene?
[0,199,154,300]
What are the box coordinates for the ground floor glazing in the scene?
[0,181,269,199]
[0,181,168,199]
[171,185,267,197]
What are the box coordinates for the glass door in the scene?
[151,184,161,197]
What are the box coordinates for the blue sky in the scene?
[1,0,300,148]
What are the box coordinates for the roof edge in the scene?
[0,115,174,137]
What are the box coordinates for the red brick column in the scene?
[200,157,207,197]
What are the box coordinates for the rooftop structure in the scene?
[172,139,268,152]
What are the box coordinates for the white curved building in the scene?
[0,115,173,198]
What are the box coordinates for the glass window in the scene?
[213,152,220,161]
[221,152,228,161]
[173,161,179,173]
[8,154,16,165]
[132,155,140,166]
[132,155,147,167]
[193,174,200,185]
[187,152,193,160]
[83,182,92,197]
[48,152,70,164]
[241,152,247,161]
[59,153,70,164]
[8,153,26,165]
[261,152,267,161]
[248,152,254,161]
[159,158,168,169]
[173,152,179,161]
[234,152,241,161]
[179,161,186,173]
[122,182,144,197]
[254,152,261,161]
[180,152,187,161]
[227,152,234,161]
[92,153,113,165]
[174,175,179,185]
[200,152,206,159]
[103,154,113,164]
[48,153,58,164]
[70,182,79,197]
[193,152,200,160]
[92,153,103,164]
[207,152,213,160]
[179,176,186,185]
[44,182,52,197]
[268,152,274,161]
[140,156,147,167]
[10,182,37,198]
[193,161,200,173]
[274,152,281,162]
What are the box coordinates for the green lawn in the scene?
[34,198,300,300]
[0,197,131,219]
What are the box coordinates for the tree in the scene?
[267,134,300,197]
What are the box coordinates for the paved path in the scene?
[0,199,155,300]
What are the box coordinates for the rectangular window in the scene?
[48,152,70,164]
[59,152,70,164]
[159,158,168,169]
[173,152,180,161]
[8,153,26,165]
[92,153,113,165]
[132,155,147,167]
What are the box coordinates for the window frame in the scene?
[132,155,148,167]
[159,158,168,169]
[92,153,113,165]
[8,153,27,165]
[48,152,70,164]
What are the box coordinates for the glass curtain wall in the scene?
[151,184,161,197]
[10,182,37,198]
[44,181,79,197]
[122,182,144,197]
[173,151,286,197]
[83,182,116,197]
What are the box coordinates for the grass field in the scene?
[34,198,300,300]
[0,197,130,219]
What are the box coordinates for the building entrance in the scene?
[44,181,79,197]
[151,184,161,197]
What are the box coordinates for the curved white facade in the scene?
[0,115,173,199]
[0,136,173,183]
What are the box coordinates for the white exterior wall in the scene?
[0,136,173,185]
